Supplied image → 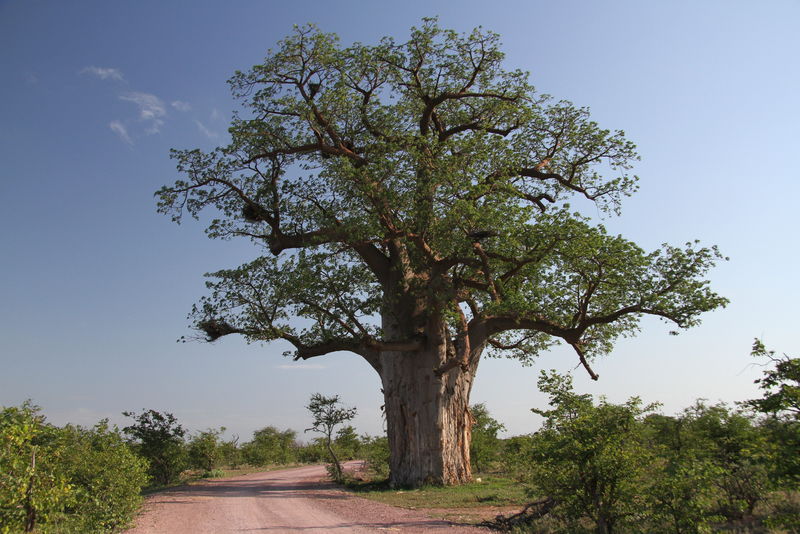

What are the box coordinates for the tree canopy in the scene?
[744,339,800,418]
[158,19,726,376]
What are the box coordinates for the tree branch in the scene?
[571,343,599,381]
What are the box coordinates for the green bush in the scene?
[0,402,71,533]
[218,436,243,468]
[52,421,149,532]
[512,374,789,533]
[295,439,327,464]
[241,426,297,466]
[360,435,390,478]
[187,427,226,472]
[499,434,534,478]
[526,371,657,534]
[122,409,187,487]
[743,340,800,490]
[0,403,148,534]
[470,403,506,473]
[680,401,772,519]
[333,425,361,461]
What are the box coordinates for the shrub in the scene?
[122,409,187,487]
[52,421,149,532]
[0,402,71,533]
[640,414,722,533]
[499,434,534,478]
[0,403,148,533]
[187,427,226,472]
[360,434,390,478]
[242,426,297,466]
[525,371,657,534]
[470,403,506,473]
[681,401,772,519]
[295,439,327,464]
[333,425,361,460]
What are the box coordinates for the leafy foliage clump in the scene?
[360,434,390,478]
[525,372,658,533]
[0,402,148,534]
[743,339,800,418]
[498,362,800,533]
[123,409,188,486]
[470,403,506,473]
[187,427,228,473]
[242,426,297,466]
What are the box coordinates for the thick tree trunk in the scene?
[378,337,477,487]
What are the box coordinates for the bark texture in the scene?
[380,347,475,487]
[378,310,478,487]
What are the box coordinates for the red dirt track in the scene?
[125,463,488,533]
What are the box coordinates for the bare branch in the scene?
[571,343,599,381]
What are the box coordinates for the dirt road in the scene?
[125,464,488,533]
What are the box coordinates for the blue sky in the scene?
[1,0,798,439]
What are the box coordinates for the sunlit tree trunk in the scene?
[379,312,477,487]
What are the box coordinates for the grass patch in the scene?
[346,474,529,510]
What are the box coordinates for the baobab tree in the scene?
[157,19,727,487]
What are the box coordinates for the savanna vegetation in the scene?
[349,340,800,534]
[2,341,797,532]
[0,396,378,533]
[0,403,148,534]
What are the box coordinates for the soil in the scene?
[124,463,491,533]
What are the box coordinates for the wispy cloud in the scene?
[120,92,166,134]
[210,108,221,121]
[275,363,326,370]
[82,66,125,82]
[109,120,132,144]
[194,120,218,139]
[24,72,38,86]
[171,100,191,112]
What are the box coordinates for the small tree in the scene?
[54,421,149,532]
[242,426,297,466]
[528,371,657,534]
[470,403,505,472]
[305,393,356,482]
[187,427,226,473]
[122,409,187,486]
[642,414,722,534]
[743,339,799,419]
[0,402,71,533]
